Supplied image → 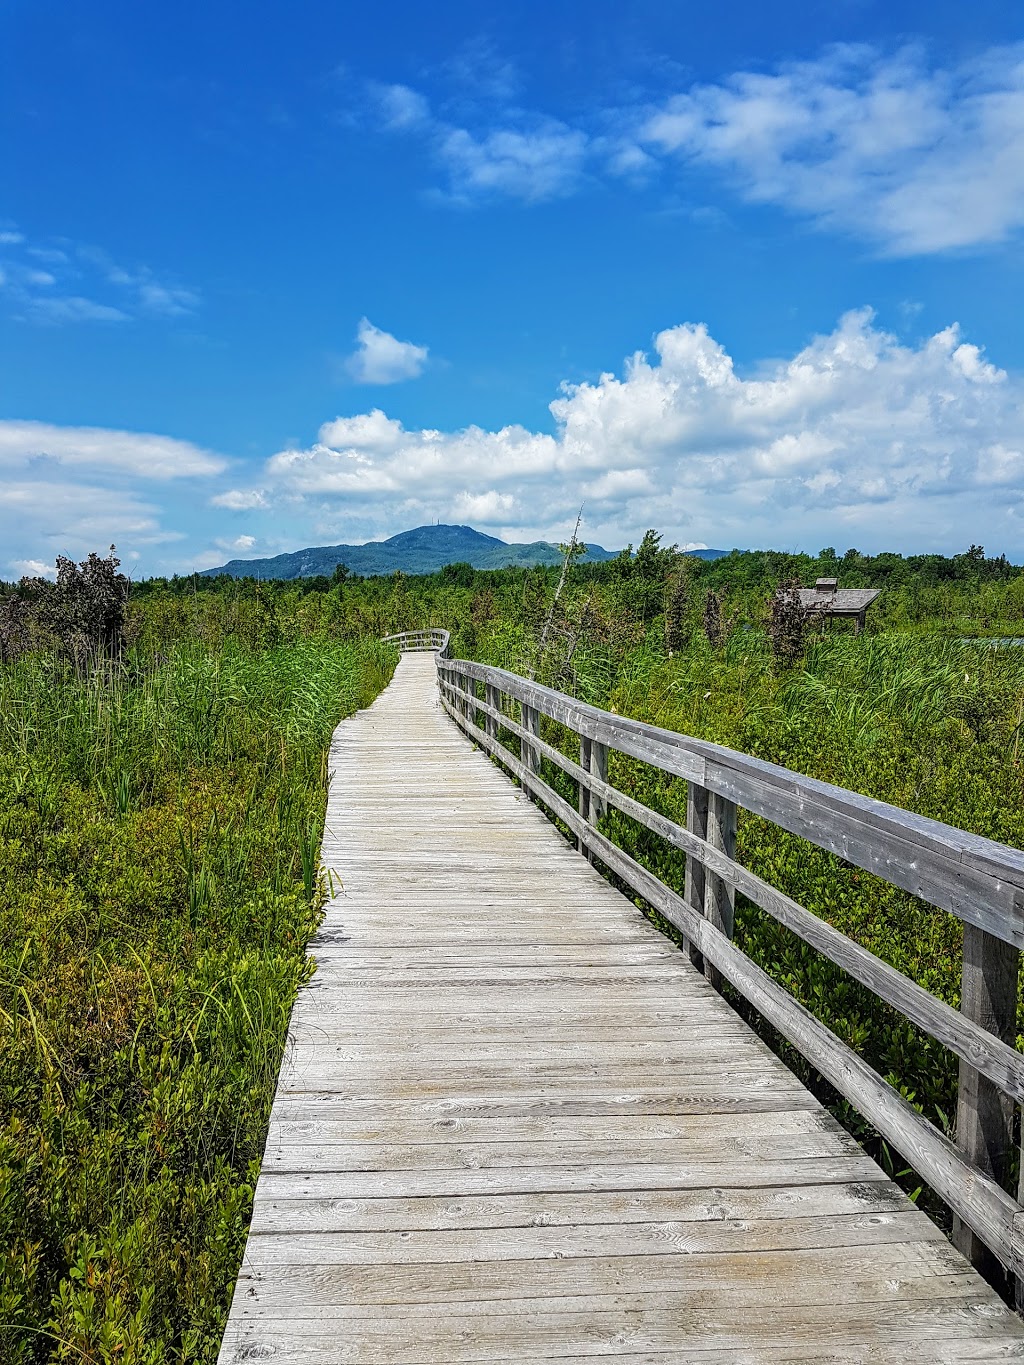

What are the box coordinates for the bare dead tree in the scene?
[530,508,586,680]
[702,587,727,650]
[664,566,689,655]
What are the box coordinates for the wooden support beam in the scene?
[954,924,1020,1278]
[521,703,541,778]
[590,741,608,825]
[484,684,500,741]
[685,782,709,973]
[703,791,737,992]
[579,735,592,827]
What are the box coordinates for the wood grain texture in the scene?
[218,650,1023,1364]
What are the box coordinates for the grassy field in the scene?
[0,636,394,1363]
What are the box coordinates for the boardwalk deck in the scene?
[219,652,1024,1363]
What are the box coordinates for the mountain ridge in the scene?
[200,524,730,579]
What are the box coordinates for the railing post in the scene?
[703,791,737,991]
[684,782,709,971]
[590,741,608,825]
[521,703,541,786]
[953,925,1019,1276]
[466,677,477,727]
[454,672,468,725]
[484,683,499,742]
[579,735,592,853]
[578,736,608,863]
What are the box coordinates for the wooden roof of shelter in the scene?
[795,586,881,614]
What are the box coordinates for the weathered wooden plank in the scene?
[249,1179,912,1235]
[268,1089,823,1118]
[263,1107,827,1141]
[234,1247,976,1311]
[239,1208,937,1267]
[251,1152,890,1199]
[220,1297,1024,1364]
[278,1031,768,1056]
[260,1131,867,1172]
[282,1011,751,1033]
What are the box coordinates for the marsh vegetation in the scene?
[3,539,1024,1357]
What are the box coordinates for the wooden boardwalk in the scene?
[219,651,1024,1363]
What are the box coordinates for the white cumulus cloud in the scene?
[451,490,519,523]
[345,318,429,384]
[0,421,225,479]
[210,488,269,510]
[374,82,431,130]
[370,72,588,204]
[10,558,56,579]
[368,42,1024,254]
[438,122,588,203]
[0,421,228,578]
[637,43,1024,256]
[260,310,1024,555]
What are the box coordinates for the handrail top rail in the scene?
[439,653,1024,880]
[383,629,451,654]
[381,629,1024,941]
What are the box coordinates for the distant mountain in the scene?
[200,524,734,580]
[685,548,730,561]
[201,524,619,580]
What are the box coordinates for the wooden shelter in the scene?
[791,578,881,633]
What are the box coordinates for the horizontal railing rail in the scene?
[373,630,1024,1290]
[382,628,451,654]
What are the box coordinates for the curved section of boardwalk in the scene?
[219,652,1024,1363]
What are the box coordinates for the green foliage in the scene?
[0,635,395,1362]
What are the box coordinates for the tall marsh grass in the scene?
[0,637,395,1363]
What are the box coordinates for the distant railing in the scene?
[384,629,1024,1288]
[382,629,450,654]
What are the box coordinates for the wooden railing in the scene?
[385,629,1024,1287]
[383,629,450,653]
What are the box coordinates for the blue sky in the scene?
[3,0,1024,574]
